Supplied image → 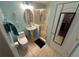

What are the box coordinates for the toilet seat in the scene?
[18,37,28,45]
[18,31,28,48]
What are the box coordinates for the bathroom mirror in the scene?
[24,9,33,27]
[52,2,79,46]
[53,12,75,46]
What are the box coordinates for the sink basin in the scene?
[26,25,37,31]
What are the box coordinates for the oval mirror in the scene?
[24,9,33,27]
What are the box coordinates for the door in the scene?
[0,9,19,56]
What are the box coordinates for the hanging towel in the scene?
[9,23,19,36]
[3,22,19,36]
[4,23,11,33]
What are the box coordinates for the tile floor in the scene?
[17,41,62,57]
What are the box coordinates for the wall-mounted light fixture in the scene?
[20,2,34,11]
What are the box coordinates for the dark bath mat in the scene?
[34,38,45,48]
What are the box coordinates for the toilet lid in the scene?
[18,37,28,45]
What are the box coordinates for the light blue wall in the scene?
[0,1,46,32]
[46,2,57,43]
[71,44,79,57]
[0,1,26,32]
[0,1,46,42]
[0,1,57,42]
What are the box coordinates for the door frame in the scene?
[0,19,19,57]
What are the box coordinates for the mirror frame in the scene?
[53,2,79,46]
[24,9,33,26]
[53,12,76,46]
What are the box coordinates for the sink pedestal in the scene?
[26,24,40,42]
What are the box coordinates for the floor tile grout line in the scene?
[26,42,62,57]
[28,46,38,57]
[38,44,48,57]
[28,42,45,57]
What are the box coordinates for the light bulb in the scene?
[21,3,34,10]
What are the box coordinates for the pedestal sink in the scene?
[26,24,37,42]
[26,25,37,31]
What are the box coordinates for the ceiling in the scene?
[24,1,50,9]
[34,1,50,5]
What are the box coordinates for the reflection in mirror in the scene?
[53,13,75,46]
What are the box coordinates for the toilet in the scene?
[18,31,28,49]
